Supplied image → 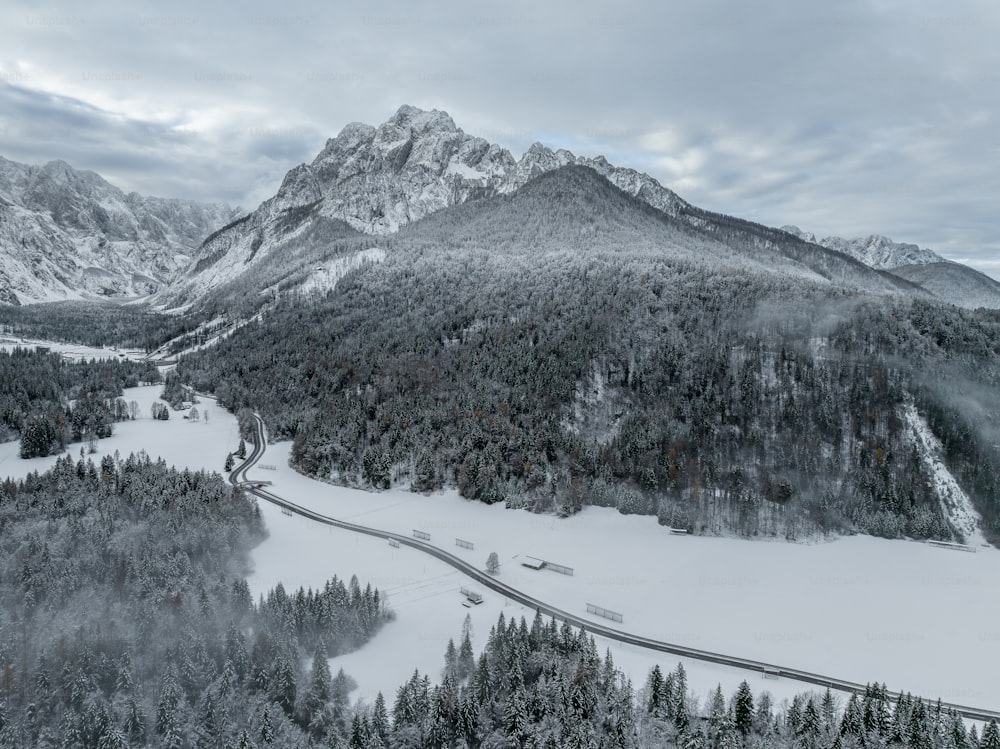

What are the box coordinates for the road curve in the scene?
[230,414,999,723]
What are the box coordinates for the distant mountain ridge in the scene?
[0,156,239,305]
[781,225,1000,308]
[781,225,944,268]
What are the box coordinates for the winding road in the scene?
[230,414,999,723]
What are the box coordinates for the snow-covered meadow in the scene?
[0,335,146,362]
[1,383,996,715]
[243,443,1000,712]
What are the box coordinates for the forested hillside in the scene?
[176,169,1000,545]
[0,454,392,747]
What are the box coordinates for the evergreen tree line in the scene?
[0,348,162,457]
[342,610,999,749]
[0,301,189,352]
[175,244,1000,543]
[0,454,392,747]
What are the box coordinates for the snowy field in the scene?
[1,384,996,714]
[0,336,145,362]
[241,445,1000,712]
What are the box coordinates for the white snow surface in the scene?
[0,336,146,362]
[1,385,996,714]
[902,402,988,547]
[243,442,1000,712]
[295,247,387,296]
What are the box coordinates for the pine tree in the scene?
[155,672,183,749]
[733,680,754,736]
[258,708,274,745]
[800,699,821,747]
[672,663,688,724]
[272,656,297,716]
[303,642,332,738]
[371,692,390,747]
[982,721,1000,749]
[225,453,235,472]
[457,621,475,681]
[840,694,862,737]
[820,688,836,733]
[646,665,664,715]
[505,683,531,744]
[237,439,247,459]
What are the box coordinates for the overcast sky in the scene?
[1,0,998,277]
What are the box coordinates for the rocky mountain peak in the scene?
[161,105,695,302]
[386,104,459,133]
[780,225,817,243]
[820,233,943,269]
[782,224,943,269]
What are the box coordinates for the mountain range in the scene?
[154,105,1000,311]
[2,105,998,312]
[780,225,1000,309]
[0,156,238,305]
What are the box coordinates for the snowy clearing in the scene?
[241,441,1000,713]
[0,336,146,362]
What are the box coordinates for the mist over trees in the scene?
[0,453,392,747]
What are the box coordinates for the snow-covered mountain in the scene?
[0,156,238,305]
[781,226,943,268]
[161,105,914,308]
[780,225,1000,308]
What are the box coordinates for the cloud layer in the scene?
[1,0,998,277]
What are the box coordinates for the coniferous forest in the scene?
[0,455,392,748]
[177,239,1000,545]
[342,610,998,749]
[0,301,189,352]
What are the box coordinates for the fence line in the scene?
[586,603,623,623]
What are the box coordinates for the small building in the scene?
[460,587,483,604]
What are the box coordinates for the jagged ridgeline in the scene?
[178,166,1000,545]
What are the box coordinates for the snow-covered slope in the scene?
[888,261,1000,309]
[902,402,987,546]
[0,156,238,304]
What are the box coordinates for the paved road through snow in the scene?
[231,413,1000,723]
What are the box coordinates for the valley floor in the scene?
[0,384,996,716]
